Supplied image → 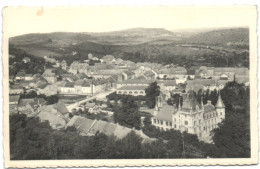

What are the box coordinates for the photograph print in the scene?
[3,6,258,167]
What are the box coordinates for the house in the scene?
[187,69,196,79]
[10,84,24,95]
[151,91,225,142]
[25,100,70,128]
[37,84,58,96]
[9,95,20,105]
[42,69,57,84]
[66,116,155,143]
[102,55,115,64]
[60,81,76,94]
[162,80,177,92]
[22,57,31,63]
[186,79,228,93]
[19,81,31,89]
[24,74,33,81]
[76,73,88,79]
[116,79,153,89]
[15,71,26,81]
[18,98,35,111]
[60,73,79,82]
[69,61,88,74]
[85,102,98,114]
[29,74,48,88]
[25,98,47,116]
[116,86,147,96]
[121,70,135,81]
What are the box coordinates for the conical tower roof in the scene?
[215,92,225,108]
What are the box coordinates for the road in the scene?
[66,90,115,112]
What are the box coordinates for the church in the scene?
[151,90,225,142]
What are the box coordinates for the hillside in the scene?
[180,28,249,47]
[9,27,249,67]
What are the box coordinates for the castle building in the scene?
[151,91,225,142]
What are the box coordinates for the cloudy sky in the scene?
[4,6,255,37]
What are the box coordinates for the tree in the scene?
[113,97,141,129]
[145,82,160,108]
[117,131,142,158]
[212,113,250,158]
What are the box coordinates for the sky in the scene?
[3,6,256,37]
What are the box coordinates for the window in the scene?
[134,91,138,94]
[140,91,144,94]
[194,121,197,125]
[153,119,156,123]
[220,112,222,116]
[170,122,172,126]
[160,121,163,125]
[174,118,176,122]
[166,122,169,126]
[199,119,201,124]
[118,91,122,94]
[174,124,177,128]
[185,121,188,125]
[129,91,133,94]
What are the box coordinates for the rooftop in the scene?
[117,86,147,91]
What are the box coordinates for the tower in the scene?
[215,91,225,120]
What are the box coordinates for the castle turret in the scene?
[215,91,225,120]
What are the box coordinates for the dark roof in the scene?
[64,82,75,88]
[10,84,23,89]
[181,91,201,112]
[16,71,26,77]
[18,98,34,107]
[187,69,196,75]
[9,95,20,102]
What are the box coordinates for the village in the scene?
[9,53,249,143]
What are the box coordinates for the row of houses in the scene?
[67,116,155,143]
